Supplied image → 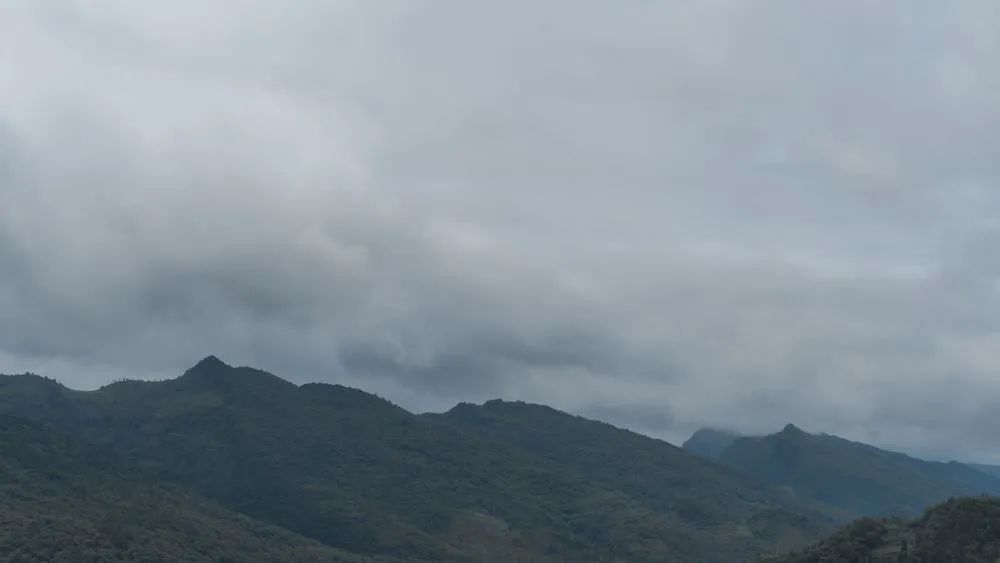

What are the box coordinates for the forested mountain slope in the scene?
[0,415,368,563]
[432,400,832,552]
[0,357,835,562]
[762,497,1000,563]
[709,424,1000,518]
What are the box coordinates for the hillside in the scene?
[0,415,367,563]
[432,401,833,554]
[682,428,742,460]
[762,497,1000,563]
[0,357,834,562]
[712,424,1000,518]
[970,464,1000,480]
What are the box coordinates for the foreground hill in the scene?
[703,424,1000,518]
[762,497,1000,562]
[0,357,834,562]
[0,416,365,562]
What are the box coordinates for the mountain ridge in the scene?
[0,357,836,562]
[685,423,1000,519]
[14,357,996,560]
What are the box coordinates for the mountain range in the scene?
[0,357,834,562]
[1,357,998,561]
[683,423,1000,520]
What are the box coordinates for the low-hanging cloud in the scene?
[2,0,1000,461]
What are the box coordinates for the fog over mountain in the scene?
[2,1,1000,461]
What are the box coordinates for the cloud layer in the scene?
[2,1,1000,460]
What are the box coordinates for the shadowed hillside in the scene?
[432,400,832,554]
[709,424,1000,518]
[970,464,1000,480]
[0,415,369,563]
[0,357,835,562]
[682,428,742,461]
[761,497,1000,563]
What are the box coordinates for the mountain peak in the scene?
[781,423,806,435]
[178,358,298,398]
[181,355,233,378]
[179,356,236,383]
[192,355,230,371]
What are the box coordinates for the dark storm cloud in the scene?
[2,1,1000,461]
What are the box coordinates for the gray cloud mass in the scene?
[2,1,1000,461]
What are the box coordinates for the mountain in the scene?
[0,415,367,562]
[761,497,1000,563]
[970,464,1000,480]
[432,401,836,559]
[708,424,1000,518]
[682,428,742,460]
[0,357,835,562]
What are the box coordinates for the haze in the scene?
[2,1,999,462]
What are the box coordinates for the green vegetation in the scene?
[433,401,833,557]
[0,357,834,562]
[0,416,368,563]
[7,358,998,562]
[762,497,1000,562]
[709,424,1000,518]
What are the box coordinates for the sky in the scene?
[2,1,1000,462]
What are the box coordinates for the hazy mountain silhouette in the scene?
[682,427,742,460]
[970,464,1000,480]
[694,424,1000,519]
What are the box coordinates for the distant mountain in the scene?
[970,464,1000,480]
[682,428,742,460]
[761,497,1000,563]
[708,424,1000,518]
[0,415,365,562]
[0,357,836,562]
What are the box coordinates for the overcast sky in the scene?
[2,1,1000,461]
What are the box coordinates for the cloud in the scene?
[2,0,1000,461]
